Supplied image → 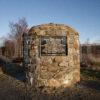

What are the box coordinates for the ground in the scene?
[0,56,100,100]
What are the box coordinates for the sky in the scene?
[0,0,100,45]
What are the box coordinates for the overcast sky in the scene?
[0,0,100,44]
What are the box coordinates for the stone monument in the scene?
[23,23,80,93]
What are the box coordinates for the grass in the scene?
[0,57,100,100]
[0,68,100,100]
[81,68,100,80]
[92,61,100,66]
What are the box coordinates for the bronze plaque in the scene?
[40,36,67,56]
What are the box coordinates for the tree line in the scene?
[0,17,28,59]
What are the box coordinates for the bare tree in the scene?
[4,40,15,58]
[9,17,28,58]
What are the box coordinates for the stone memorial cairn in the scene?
[23,23,80,93]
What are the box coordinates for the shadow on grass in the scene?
[80,68,100,91]
[0,73,31,100]
[27,85,100,100]
[81,80,100,91]
[0,56,26,82]
[81,68,100,79]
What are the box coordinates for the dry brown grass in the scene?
[0,70,100,100]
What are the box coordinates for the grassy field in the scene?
[0,67,100,100]
[0,56,100,100]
